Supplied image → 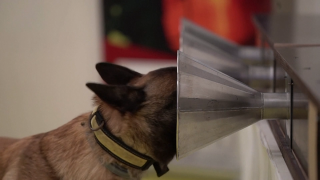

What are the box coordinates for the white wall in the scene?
[295,0,320,15]
[239,121,293,180]
[0,0,102,137]
[273,0,320,15]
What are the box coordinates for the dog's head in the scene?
[86,63,177,175]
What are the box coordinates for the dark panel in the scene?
[274,47,320,109]
[292,118,308,172]
[269,120,308,180]
[318,116,320,179]
[102,0,171,52]
[274,51,290,138]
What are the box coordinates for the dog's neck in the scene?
[36,104,170,179]
[96,103,150,155]
[90,104,169,178]
[89,107,155,176]
[39,112,145,180]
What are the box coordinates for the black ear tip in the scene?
[86,83,107,93]
[86,83,92,89]
[96,62,111,71]
[86,83,97,90]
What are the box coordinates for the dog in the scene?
[0,63,177,180]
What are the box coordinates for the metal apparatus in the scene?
[176,52,307,159]
[179,19,275,90]
[180,18,273,61]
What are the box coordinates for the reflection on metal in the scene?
[177,52,261,159]
[180,19,273,62]
[179,18,274,90]
[262,93,290,120]
[180,19,248,83]
[176,52,307,159]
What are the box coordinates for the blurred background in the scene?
[1,0,320,179]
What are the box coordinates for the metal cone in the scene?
[177,52,263,159]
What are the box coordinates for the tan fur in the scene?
[0,65,177,180]
[0,113,136,180]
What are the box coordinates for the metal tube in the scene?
[263,93,290,108]
[262,93,290,119]
[262,93,308,120]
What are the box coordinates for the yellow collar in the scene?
[89,107,168,177]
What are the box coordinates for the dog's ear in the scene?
[86,83,145,113]
[96,63,142,85]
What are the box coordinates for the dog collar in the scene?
[103,162,131,179]
[89,107,169,177]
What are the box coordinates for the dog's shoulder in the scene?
[0,112,92,179]
[0,134,42,179]
[0,137,19,155]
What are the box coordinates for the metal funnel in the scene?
[179,19,275,91]
[176,52,306,159]
[180,18,273,63]
[177,52,262,159]
[179,18,249,83]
